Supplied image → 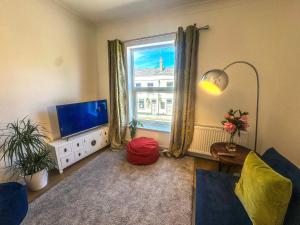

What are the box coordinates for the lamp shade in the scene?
[200,69,229,95]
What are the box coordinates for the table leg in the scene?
[226,165,231,173]
[218,162,222,172]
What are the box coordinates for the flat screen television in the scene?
[56,100,108,138]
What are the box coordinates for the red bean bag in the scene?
[127,137,159,165]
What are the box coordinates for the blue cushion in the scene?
[0,182,28,225]
[195,169,251,225]
[262,148,300,225]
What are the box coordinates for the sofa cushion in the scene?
[195,169,251,225]
[235,151,292,225]
[0,182,28,225]
[262,148,300,225]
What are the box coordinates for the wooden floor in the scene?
[194,157,219,171]
[28,150,225,203]
[193,157,219,189]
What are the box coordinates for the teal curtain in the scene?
[168,25,199,157]
[107,40,128,149]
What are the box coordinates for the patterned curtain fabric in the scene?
[108,40,128,149]
[168,25,199,157]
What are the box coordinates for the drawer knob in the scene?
[91,140,96,146]
[64,148,67,152]
[77,143,80,147]
[66,159,69,163]
[79,153,81,156]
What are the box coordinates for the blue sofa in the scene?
[0,182,28,225]
[195,148,300,225]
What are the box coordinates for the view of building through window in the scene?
[128,41,175,131]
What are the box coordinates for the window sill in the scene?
[136,125,171,133]
[129,120,171,133]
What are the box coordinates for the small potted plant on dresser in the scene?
[0,118,56,191]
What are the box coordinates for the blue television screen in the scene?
[56,100,108,138]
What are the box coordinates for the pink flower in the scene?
[224,114,231,119]
[240,115,248,123]
[223,122,236,133]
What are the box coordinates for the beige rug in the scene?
[22,150,194,225]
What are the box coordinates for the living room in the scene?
[0,0,299,225]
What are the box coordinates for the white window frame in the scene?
[125,34,176,132]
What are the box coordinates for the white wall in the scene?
[97,0,300,166]
[0,0,98,181]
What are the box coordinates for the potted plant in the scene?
[129,119,143,140]
[0,118,56,191]
[221,109,249,151]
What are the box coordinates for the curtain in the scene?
[168,25,199,157]
[108,40,128,149]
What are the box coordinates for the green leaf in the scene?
[0,117,56,176]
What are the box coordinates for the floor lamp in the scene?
[199,61,260,151]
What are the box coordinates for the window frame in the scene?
[125,34,176,132]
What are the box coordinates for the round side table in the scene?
[210,142,251,172]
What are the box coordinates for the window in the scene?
[166,99,173,115]
[166,81,173,87]
[126,35,175,132]
[167,99,172,104]
[138,99,144,109]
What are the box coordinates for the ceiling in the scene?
[55,0,201,23]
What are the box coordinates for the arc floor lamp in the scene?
[199,61,260,151]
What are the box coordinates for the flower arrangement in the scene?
[221,109,249,151]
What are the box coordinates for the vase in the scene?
[24,169,48,191]
[226,133,236,152]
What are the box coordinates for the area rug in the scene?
[22,150,194,225]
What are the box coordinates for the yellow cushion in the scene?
[235,151,292,225]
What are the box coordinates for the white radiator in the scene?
[188,125,249,157]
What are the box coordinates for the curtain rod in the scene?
[123,25,209,43]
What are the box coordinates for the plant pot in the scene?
[24,169,48,191]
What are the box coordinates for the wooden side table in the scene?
[210,142,251,172]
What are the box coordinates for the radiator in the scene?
[188,125,249,157]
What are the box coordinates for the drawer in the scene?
[100,136,109,148]
[86,133,101,152]
[104,134,109,145]
[101,127,109,147]
[74,149,85,161]
[102,127,109,137]
[72,138,84,151]
[60,154,74,169]
[84,147,92,156]
[58,144,72,156]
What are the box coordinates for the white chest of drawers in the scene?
[48,126,109,174]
